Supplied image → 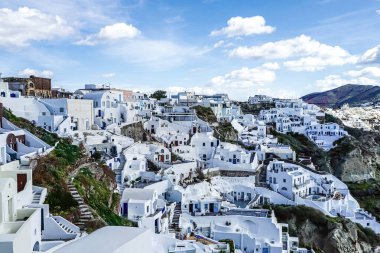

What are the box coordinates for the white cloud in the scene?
[101,73,115,78]
[315,73,379,91]
[75,22,140,46]
[360,45,380,63]
[376,10,380,15]
[18,68,54,78]
[210,16,275,37]
[0,7,73,48]
[208,66,276,89]
[261,62,280,70]
[230,35,357,71]
[213,40,225,48]
[346,66,380,78]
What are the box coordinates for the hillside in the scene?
[270,122,380,182]
[272,205,380,253]
[301,84,380,108]
[3,109,135,231]
[192,105,238,143]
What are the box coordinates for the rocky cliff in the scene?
[271,127,380,182]
[120,121,152,142]
[193,105,238,143]
[329,134,380,182]
[273,205,380,253]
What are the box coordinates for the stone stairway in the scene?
[32,190,42,205]
[115,153,126,194]
[53,217,77,235]
[67,183,94,231]
[169,204,182,239]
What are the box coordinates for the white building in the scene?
[50,226,230,253]
[211,142,259,171]
[0,96,94,135]
[305,123,347,150]
[190,132,219,161]
[180,209,305,253]
[120,188,168,234]
[248,95,273,104]
[83,90,126,129]
[266,160,380,233]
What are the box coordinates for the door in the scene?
[160,155,165,162]
[209,203,214,213]
[189,203,194,213]
[123,203,128,216]
[17,174,27,192]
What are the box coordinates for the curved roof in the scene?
[83,91,108,101]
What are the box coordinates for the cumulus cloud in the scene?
[0,7,73,48]
[346,66,380,78]
[208,65,276,89]
[210,16,275,37]
[75,22,140,46]
[377,10,380,15]
[360,45,380,63]
[315,71,379,91]
[18,68,54,78]
[261,62,280,70]
[230,35,357,71]
[213,40,225,48]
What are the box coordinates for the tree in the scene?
[150,90,167,100]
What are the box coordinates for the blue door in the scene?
[123,203,128,216]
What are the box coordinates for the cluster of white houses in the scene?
[1,75,379,253]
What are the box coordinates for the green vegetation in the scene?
[150,90,167,100]
[347,180,380,221]
[214,121,238,143]
[192,105,238,143]
[218,239,235,253]
[33,139,83,220]
[3,108,60,145]
[74,167,136,228]
[192,105,217,123]
[3,108,134,230]
[4,99,81,220]
[239,102,275,115]
[269,129,330,171]
[273,205,380,250]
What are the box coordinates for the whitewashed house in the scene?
[180,209,305,253]
[248,95,273,104]
[190,132,219,161]
[211,142,259,171]
[120,188,168,234]
[266,160,380,233]
[83,90,126,129]
[305,123,347,150]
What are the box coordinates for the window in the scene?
[59,107,64,113]
[203,143,205,146]
[211,142,214,147]
[146,206,149,213]
[283,179,286,183]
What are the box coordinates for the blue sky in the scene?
[0,0,379,100]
